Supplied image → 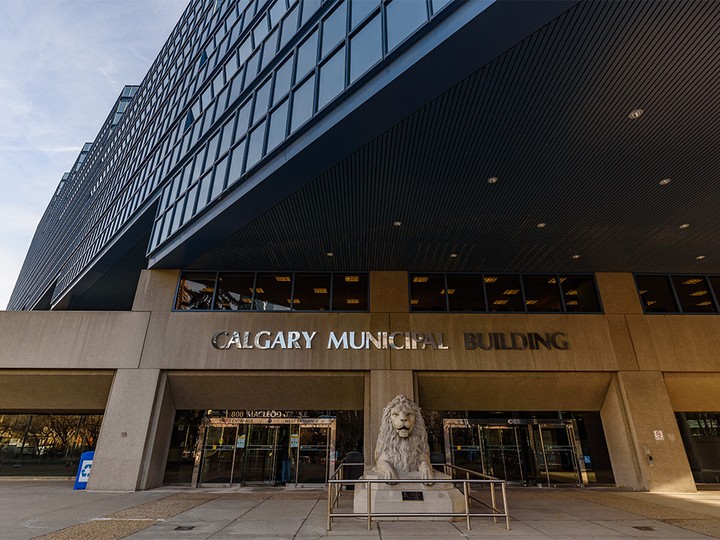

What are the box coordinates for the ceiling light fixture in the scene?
[413,276,429,283]
[326,252,334,257]
[275,276,291,282]
[450,253,458,258]
[537,223,546,228]
[393,221,402,227]
[658,178,671,186]
[571,254,581,259]
[313,288,328,294]
[345,275,359,282]
[697,255,706,260]
[682,279,702,285]
[679,223,690,229]
[628,109,644,119]
[487,176,498,184]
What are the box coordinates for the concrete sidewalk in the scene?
[3,480,720,539]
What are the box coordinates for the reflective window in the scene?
[218,118,235,157]
[302,0,322,25]
[386,0,428,51]
[294,273,331,310]
[273,56,294,104]
[635,275,678,313]
[409,274,446,311]
[351,0,378,29]
[350,14,382,83]
[322,1,347,57]
[446,274,485,311]
[672,276,717,313]
[485,275,524,312]
[215,273,254,310]
[253,273,292,311]
[195,170,212,213]
[253,78,272,124]
[0,414,102,477]
[332,273,368,310]
[246,120,267,169]
[291,75,315,132]
[267,100,289,152]
[210,155,228,201]
[227,140,246,186]
[296,31,319,81]
[318,46,345,109]
[522,275,562,312]
[176,272,216,310]
[280,5,299,48]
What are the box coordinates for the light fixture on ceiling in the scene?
[526,299,538,305]
[345,275,359,282]
[313,288,328,294]
[628,109,644,119]
[393,221,402,227]
[572,254,581,259]
[275,276,291,282]
[503,289,519,295]
[690,290,708,297]
[537,223,546,228]
[450,253,458,258]
[484,276,497,283]
[658,178,671,186]
[326,252,334,257]
[413,276,429,283]
[697,255,706,260]
[682,279,702,285]
[487,176,498,184]
[679,223,690,229]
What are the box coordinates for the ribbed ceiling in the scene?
[189,0,720,273]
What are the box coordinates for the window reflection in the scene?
[485,275,524,312]
[672,276,717,313]
[294,273,331,310]
[560,275,600,313]
[332,273,368,310]
[409,274,446,311]
[522,275,562,312]
[215,273,254,310]
[176,272,216,310]
[253,273,292,311]
[446,274,485,311]
[635,275,678,313]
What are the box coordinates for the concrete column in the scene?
[601,371,696,492]
[369,271,408,313]
[365,369,414,465]
[89,368,172,491]
[595,272,643,314]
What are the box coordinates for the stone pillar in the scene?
[601,371,696,492]
[89,368,171,491]
[365,369,414,465]
[369,271,408,313]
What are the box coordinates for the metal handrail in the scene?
[326,463,510,532]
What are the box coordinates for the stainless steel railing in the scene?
[326,462,510,531]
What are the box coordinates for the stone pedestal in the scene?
[353,471,466,521]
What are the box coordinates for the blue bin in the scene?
[73,451,95,490]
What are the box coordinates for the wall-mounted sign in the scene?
[290,434,299,448]
[653,430,664,441]
[210,330,570,351]
[211,331,448,350]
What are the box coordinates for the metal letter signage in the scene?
[211,330,569,351]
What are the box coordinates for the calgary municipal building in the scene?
[2,0,720,493]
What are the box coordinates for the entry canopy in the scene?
[151,0,720,274]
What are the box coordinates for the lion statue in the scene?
[374,395,434,481]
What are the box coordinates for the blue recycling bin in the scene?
[73,451,95,490]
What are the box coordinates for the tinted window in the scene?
[636,275,679,313]
[253,273,292,311]
[561,275,601,313]
[296,31,318,81]
[267,100,289,152]
[322,1,347,57]
[446,274,485,311]
[294,273,331,310]
[291,75,315,132]
[672,276,717,313]
[350,14,381,83]
[318,46,345,109]
[485,275,524,312]
[176,272,216,310]
[351,0,378,28]
[409,274,445,311]
[215,273,255,310]
[386,0,427,51]
[246,120,267,169]
[522,275,562,312]
[332,273,368,310]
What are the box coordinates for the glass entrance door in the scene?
[443,418,587,487]
[479,425,525,483]
[295,423,334,484]
[195,417,336,486]
[529,422,587,487]
[199,425,238,484]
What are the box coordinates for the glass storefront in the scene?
[163,410,363,486]
[0,413,102,477]
[424,411,614,486]
[677,412,720,483]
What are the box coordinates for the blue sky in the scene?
[0,0,190,308]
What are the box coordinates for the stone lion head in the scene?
[374,395,430,474]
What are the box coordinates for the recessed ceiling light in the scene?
[326,252,334,257]
[697,301,712,306]
[628,109,644,119]
[413,276,429,283]
[313,288,328,294]
[690,290,708,297]
[275,276,291,282]
[526,299,538,305]
[537,223,546,228]
[484,276,497,283]
[487,176,498,184]
[410,299,419,305]
[503,289,520,295]
[697,255,706,260]
[346,298,360,304]
[682,279,702,285]
[658,178,671,186]
[571,254,581,259]
[344,275,359,282]
[393,221,402,227]
[493,299,508,305]
[679,223,690,229]
[566,300,579,306]
[450,253,458,258]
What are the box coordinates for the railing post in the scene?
[463,480,471,530]
[490,482,497,523]
[502,481,510,531]
[327,481,332,531]
[367,480,372,530]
